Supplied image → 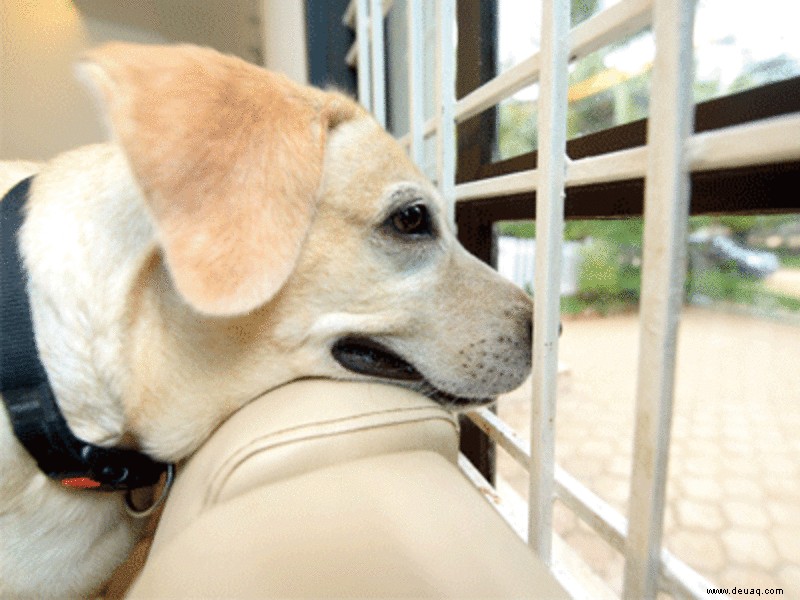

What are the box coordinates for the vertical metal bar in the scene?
[407,0,425,167]
[369,0,386,127]
[435,0,456,227]
[622,0,696,597]
[356,0,372,110]
[528,0,570,564]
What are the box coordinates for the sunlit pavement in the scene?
[497,307,800,597]
[764,268,800,299]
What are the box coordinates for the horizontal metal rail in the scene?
[399,0,654,145]
[454,0,653,126]
[564,146,648,188]
[465,409,717,599]
[568,0,652,62]
[686,112,800,171]
[452,112,800,202]
[455,55,540,124]
[455,170,538,202]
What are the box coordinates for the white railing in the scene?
[344,1,800,598]
[624,1,695,596]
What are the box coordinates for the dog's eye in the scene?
[390,204,432,236]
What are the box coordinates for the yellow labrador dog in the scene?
[0,43,532,597]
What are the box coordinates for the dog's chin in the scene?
[331,336,494,409]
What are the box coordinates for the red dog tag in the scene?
[61,477,102,489]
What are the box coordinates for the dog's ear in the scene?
[79,43,362,315]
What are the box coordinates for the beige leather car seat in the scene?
[122,379,567,598]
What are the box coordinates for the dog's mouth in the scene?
[331,336,491,408]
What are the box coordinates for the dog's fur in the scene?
[0,43,532,597]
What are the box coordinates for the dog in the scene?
[0,43,533,597]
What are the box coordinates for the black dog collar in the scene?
[1,176,171,492]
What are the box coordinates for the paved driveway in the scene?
[497,307,800,597]
[765,267,800,298]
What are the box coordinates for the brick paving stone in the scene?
[558,456,597,480]
[722,500,770,529]
[764,477,800,497]
[569,529,618,577]
[683,456,722,478]
[779,565,800,594]
[766,500,800,526]
[722,476,765,500]
[552,501,579,536]
[579,439,615,460]
[722,440,754,455]
[688,438,721,458]
[771,530,800,561]
[720,456,762,477]
[761,454,798,477]
[607,456,630,478]
[720,426,754,444]
[667,530,726,572]
[593,476,629,508]
[690,425,718,440]
[676,499,724,530]
[722,529,779,569]
[681,476,725,502]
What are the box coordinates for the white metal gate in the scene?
[344,1,800,598]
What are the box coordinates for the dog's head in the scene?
[80,43,532,459]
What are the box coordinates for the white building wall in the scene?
[496,236,583,296]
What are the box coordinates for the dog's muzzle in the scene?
[331,336,494,407]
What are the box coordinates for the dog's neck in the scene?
[21,143,309,463]
[19,144,156,448]
[122,255,304,461]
